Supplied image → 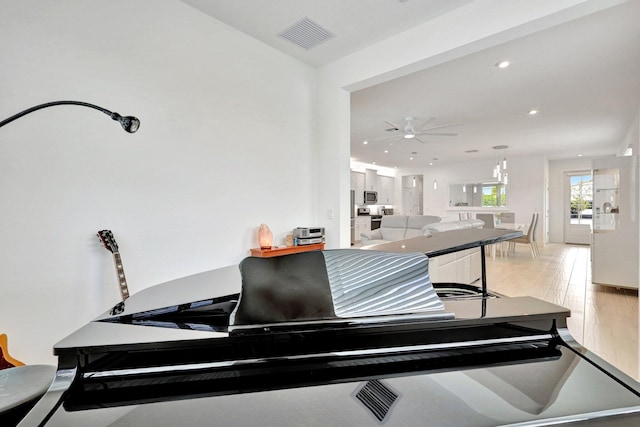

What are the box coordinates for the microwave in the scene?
[364,191,378,204]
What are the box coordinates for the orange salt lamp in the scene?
[258,224,273,249]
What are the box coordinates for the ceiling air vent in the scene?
[278,17,334,50]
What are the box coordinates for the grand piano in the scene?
[14,229,640,426]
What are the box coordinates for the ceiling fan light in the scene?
[404,134,415,139]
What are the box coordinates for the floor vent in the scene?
[354,379,399,422]
[278,17,334,50]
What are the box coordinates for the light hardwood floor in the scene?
[485,242,639,380]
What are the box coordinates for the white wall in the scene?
[0,0,316,364]
[396,155,546,242]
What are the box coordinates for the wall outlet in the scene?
[327,208,334,219]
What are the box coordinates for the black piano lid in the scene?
[25,229,640,426]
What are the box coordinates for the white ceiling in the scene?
[180,0,475,67]
[182,0,640,169]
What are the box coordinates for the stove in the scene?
[357,208,382,230]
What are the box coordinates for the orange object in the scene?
[250,243,325,258]
[0,333,25,369]
[258,224,273,249]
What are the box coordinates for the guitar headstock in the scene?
[97,229,119,253]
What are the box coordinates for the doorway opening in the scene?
[564,171,592,245]
[402,175,423,215]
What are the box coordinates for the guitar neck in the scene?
[112,251,130,300]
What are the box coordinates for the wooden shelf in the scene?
[249,243,325,258]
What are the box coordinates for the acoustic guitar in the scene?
[97,230,131,301]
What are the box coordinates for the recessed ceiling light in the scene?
[577,154,583,157]
[528,110,538,115]
[372,161,376,164]
[384,150,389,153]
[409,157,414,160]
[496,60,510,69]
[429,162,433,166]
[363,140,368,144]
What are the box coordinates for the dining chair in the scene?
[532,212,541,256]
[476,213,497,259]
[498,212,515,256]
[500,212,515,224]
[508,212,539,258]
[476,213,495,228]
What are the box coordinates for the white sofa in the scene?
[360,215,485,246]
[359,215,441,246]
[360,216,486,285]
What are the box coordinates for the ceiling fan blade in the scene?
[415,137,428,144]
[384,120,400,131]
[389,137,403,146]
[418,122,463,132]
[415,116,436,130]
[416,132,458,137]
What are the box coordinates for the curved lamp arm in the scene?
[0,100,140,133]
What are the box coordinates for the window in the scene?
[482,184,507,207]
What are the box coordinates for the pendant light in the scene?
[492,145,509,184]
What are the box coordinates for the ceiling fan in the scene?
[383,116,459,145]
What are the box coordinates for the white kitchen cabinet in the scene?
[351,172,365,205]
[428,247,481,284]
[469,248,482,283]
[365,169,378,191]
[354,216,371,243]
[378,175,395,205]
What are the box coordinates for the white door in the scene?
[402,176,423,215]
[564,171,592,245]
